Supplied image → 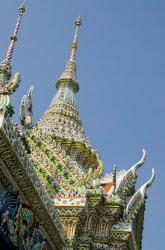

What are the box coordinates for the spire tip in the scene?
[75,16,82,27]
[19,1,26,14]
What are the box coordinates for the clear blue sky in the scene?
[0,0,164,249]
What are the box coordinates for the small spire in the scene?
[122,186,127,220]
[57,16,82,85]
[20,95,26,127]
[27,86,33,115]
[25,86,34,127]
[112,165,117,194]
[0,2,25,81]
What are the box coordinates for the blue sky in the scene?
[0,0,164,249]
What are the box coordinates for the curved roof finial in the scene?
[140,168,155,196]
[125,168,155,221]
[57,16,82,85]
[131,149,147,176]
[0,2,25,81]
[114,149,147,196]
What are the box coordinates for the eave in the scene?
[0,114,65,249]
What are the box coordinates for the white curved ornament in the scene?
[125,168,155,221]
[114,149,147,195]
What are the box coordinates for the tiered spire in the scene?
[37,16,101,171]
[38,16,87,144]
[0,2,25,83]
[57,16,81,87]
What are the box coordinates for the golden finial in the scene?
[9,1,25,50]
[75,16,82,27]
[71,16,82,52]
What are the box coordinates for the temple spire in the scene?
[38,16,88,146]
[0,2,25,81]
[57,16,82,85]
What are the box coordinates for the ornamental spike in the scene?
[27,85,34,114]
[58,16,82,82]
[25,86,34,127]
[20,95,26,127]
[112,165,117,194]
[0,2,25,81]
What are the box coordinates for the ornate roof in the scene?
[0,3,155,250]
